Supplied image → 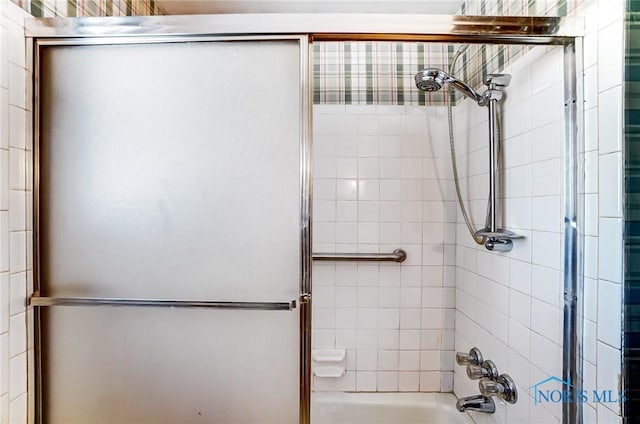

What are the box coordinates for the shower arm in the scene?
[447,77,484,103]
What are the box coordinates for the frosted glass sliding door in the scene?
[34,37,309,423]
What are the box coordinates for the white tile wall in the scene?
[452,3,625,423]
[586,3,626,418]
[312,104,456,392]
[0,2,31,422]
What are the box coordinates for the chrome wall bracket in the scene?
[299,294,311,304]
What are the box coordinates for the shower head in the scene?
[414,68,447,92]
[414,68,483,103]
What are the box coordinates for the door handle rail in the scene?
[312,248,407,263]
[29,295,297,310]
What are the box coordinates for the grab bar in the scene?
[29,295,297,311]
[312,248,407,263]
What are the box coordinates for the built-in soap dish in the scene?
[312,349,346,378]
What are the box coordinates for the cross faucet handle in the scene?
[479,374,518,404]
[466,360,499,381]
[455,347,483,366]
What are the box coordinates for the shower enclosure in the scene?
[25,14,584,424]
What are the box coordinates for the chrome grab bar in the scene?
[29,295,297,311]
[312,248,407,263]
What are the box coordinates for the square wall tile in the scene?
[8,190,24,232]
[530,84,563,129]
[7,65,24,109]
[584,277,598,322]
[598,152,623,218]
[531,300,562,345]
[597,403,623,423]
[585,150,598,194]
[530,121,563,163]
[0,89,8,149]
[0,212,8,272]
[584,320,597,365]
[585,107,598,152]
[598,218,623,283]
[584,194,598,236]
[0,333,6,396]
[583,65,598,109]
[531,196,561,233]
[8,272,23,317]
[8,148,23,191]
[0,274,7,334]
[531,158,562,197]
[597,279,622,349]
[419,371,440,392]
[9,393,28,423]
[0,149,8,210]
[336,157,357,179]
[356,371,377,391]
[508,319,530,360]
[0,26,8,89]
[8,352,25,400]
[377,371,398,392]
[598,86,623,154]
[314,157,336,179]
[597,21,623,92]
[8,313,24,358]
[509,259,532,295]
[509,289,530,327]
[597,0,625,30]
[398,372,419,391]
[596,341,622,415]
[585,236,599,280]
[7,106,23,151]
[531,265,561,307]
[531,231,561,270]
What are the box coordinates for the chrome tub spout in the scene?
[456,395,495,414]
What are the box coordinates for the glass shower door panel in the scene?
[42,308,299,423]
[37,39,303,422]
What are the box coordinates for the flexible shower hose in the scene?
[446,50,495,245]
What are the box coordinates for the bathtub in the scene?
[311,392,475,423]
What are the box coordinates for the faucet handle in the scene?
[466,360,499,380]
[456,347,483,366]
[479,374,518,404]
[479,379,504,396]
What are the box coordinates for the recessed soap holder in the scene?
[312,349,346,378]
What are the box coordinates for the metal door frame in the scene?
[30,33,312,424]
[26,14,584,424]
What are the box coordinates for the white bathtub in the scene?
[311,392,475,424]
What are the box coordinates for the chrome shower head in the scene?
[414,68,483,103]
[414,68,447,92]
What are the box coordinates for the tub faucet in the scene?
[456,395,496,414]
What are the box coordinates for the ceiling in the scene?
[155,1,464,15]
